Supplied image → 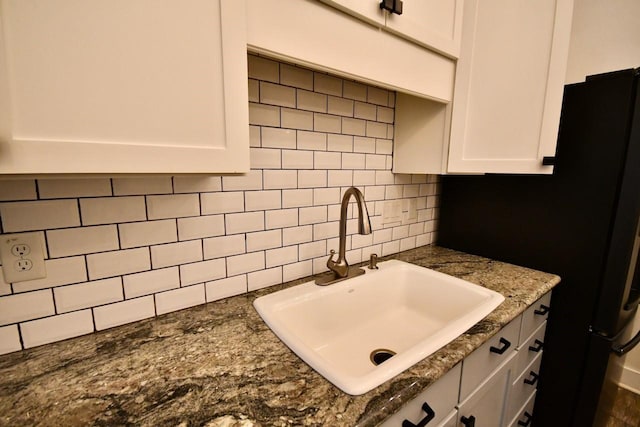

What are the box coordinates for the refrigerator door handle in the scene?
[612,329,640,356]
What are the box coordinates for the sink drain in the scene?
[370,349,396,366]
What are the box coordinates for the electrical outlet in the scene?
[382,200,402,224]
[0,232,46,283]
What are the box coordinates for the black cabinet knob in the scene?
[524,371,539,386]
[528,339,544,352]
[380,0,403,15]
[534,304,550,316]
[461,415,476,427]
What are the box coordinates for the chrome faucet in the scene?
[316,187,372,285]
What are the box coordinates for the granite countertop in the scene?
[0,246,560,427]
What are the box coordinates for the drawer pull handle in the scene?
[517,412,533,426]
[460,415,476,427]
[524,371,539,386]
[489,337,511,355]
[534,304,550,316]
[528,339,544,352]
[402,402,435,427]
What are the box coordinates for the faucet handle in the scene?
[326,249,336,266]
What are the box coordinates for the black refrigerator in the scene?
[438,68,640,427]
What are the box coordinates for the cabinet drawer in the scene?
[438,409,458,427]
[507,352,543,423]
[519,292,551,345]
[515,321,546,378]
[460,316,521,400]
[507,391,536,427]
[380,363,461,427]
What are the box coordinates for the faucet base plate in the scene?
[314,266,366,286]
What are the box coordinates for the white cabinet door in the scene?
[0,0,249,174]
[447,0,573,174]
[385,0,463,58]
[319,0,386,26]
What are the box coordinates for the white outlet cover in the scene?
[0,232,47,283]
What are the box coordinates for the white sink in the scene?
[253,260,504,395]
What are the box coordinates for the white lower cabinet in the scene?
[380,291,552,427]
[380,363,461,427]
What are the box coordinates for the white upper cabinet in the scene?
[385,0,463,58]
[247,0,455,103]
[322,0,463,58]
[447,0,574,174]
[0,0,249,174]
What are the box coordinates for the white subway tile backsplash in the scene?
[248,267,282,291]
[147,194,199,220]
[382,240,401,256]
[123,267,180,299]
[47,225,118,257]
[80,197,145,226]
[352,233,374,249]
[376,139,393,155]
[12,257,87,293]
[248,79,259,102]
[250,148,282,169]
[264,170,298,190]
[119,219,177,248]
[327,134,353,152]
[365,186,386,201]
[250,126,261,148]
[266,246,298,268]
[38,179,111,199]
[362,244,382,261]
[343,80,367,102]
[314,113,341,133]
[299,206,327,225]
[283,260,313,282]
[203,234,246,259]
[354,102,377,121]
[353,170,376,186]
[280,63,313,90]
[246,229,282,252]
[226,211,264,234]
[328,96,354,117]
[282,225,313,245]
[342,153,366,170]
[282,189,313,208]
[206,275,247,302]
[21,310,94,349]
[313,221,339,240]
[366,154,387,170]
[248,55,279,83]
[260,81,296,108]
[328,170,353,187]
[314,188,340,205]
[341,117,366,136]
[282,150,314,169]
[314,151,342,170]
[93,296,155,331]
[249,103,280,127]
[281,108,313,130]
[177,215,224,240]
[297,131,327,151]
[222,171,263,192]
[298,170,327,188]
[0,179,37,201]
[201,192,245,215]
[0,290,54,326]
[88,248,151,280]
[113,177,172,196]
[245,190,281,212]
[376,170,395,185]
[155,284,205,315]
[262,127,296,149]
[0,325,22,354]
[180,258,226,286]
[297,90,327,113]
[265,208,298,229]
[54,278,123,313]
[299,240,326,260]
[151,241,202,268]
[374,228,393,244]
[314,73,342,96]
[354,136,376,154]
[173,176,222,193]
[1,200,80,232]
[366,121,388,138]
[368,86,389,106]
[227,251,265,276]
[403,185,420,198]
[400,236,417,252]
[377,106,394,123]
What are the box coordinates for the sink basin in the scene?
[253,260,504,395]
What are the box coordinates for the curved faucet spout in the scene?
[325,187,372,280]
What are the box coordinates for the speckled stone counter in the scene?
[0,246,560,427]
